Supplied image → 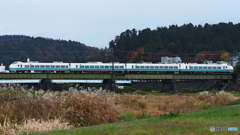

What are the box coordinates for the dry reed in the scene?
[62,91,121,127]
[0,89,239,134]
[0,89,122,134]
[0,117,72,135]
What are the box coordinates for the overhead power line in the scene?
[0,50,230,56]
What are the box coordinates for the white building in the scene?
[161,56,182,63]
[0,63,7,73]
[230,56,239,67]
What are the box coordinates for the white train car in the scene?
[70,62,125,72]
[126,63,180,73]
[9,59,69,73]
[180,63,233,73]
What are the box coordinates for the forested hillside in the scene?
[0,35,101,66]
[109,22,240,62]
[1,22,240,67]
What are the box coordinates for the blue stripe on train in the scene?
[9,68,67,71]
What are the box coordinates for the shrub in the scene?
[180,87,212,93]
[159,111,180,119]
[116,86,136,93]
[136,90,148,95]
[141,86,152,92]
[121,110,150,121]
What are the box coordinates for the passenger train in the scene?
[8,58,234,74]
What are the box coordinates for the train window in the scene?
[100,66,104,68]
[136,66,139,69]
[199,67,202,69]
[76,65,78,68]
[169,66,173,69]
[40,65,44,68]
[155,66,159,69]
[217,67,221,69]
[66,66,68,68]
[150,66,154,69]
[105,66,109,68]
[56,66,60,68]
[203,67,207,69]
[115,66,119,68]
[90,66,94,68]
[85,66,89,68]
[51,65,55,68]
[174,66,178,69]
[190,66,193,69]
[145,66,149,69]
[140,66,144,69]
[194,67,198,69]
[160,66,163,69]
[95,66,99,68]
[46,65,50,68]
[164,66,168,69]
[213,67,216,69]
[30,65,34,68]
[110,66,113,68]
[120,66,124,68]
[80,66,84,68]
[35,65,39,68]
[208,67,212,69]
[25,65,29,68]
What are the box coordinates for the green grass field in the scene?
[28,105,240,135]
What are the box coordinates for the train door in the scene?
[125,63,127,73]
[175,64,181,74]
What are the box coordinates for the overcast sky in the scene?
[1,0,240,48]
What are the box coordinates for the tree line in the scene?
[109,22,240,62]
[0,35,100,67]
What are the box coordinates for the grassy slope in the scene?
[30,105,240,135]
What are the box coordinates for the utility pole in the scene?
[104,47,115,91]
[111,48,115,92]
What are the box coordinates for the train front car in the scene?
[179,63,234,74]
[224,64,234,73]
[9,61,23,73]
[9,59,70,73]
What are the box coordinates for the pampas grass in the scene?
[62,91,121,127]
[0,89,122,134]
[0,118,72,135]
[0,88,239,134]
